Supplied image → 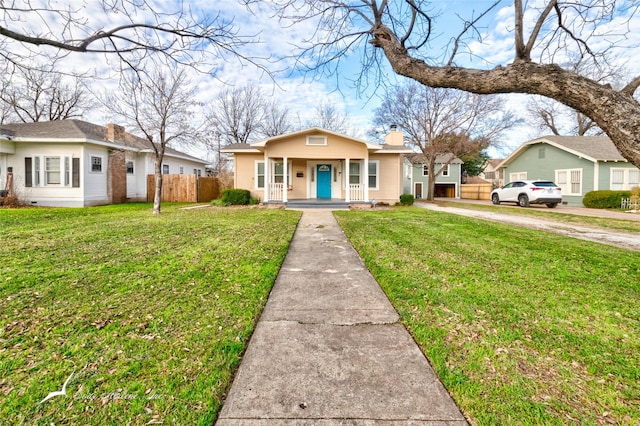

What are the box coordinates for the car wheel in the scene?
[518,194,529,207]
[491,194,500,205]
[546,203,558,208]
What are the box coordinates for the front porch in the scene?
[262,157,374,203]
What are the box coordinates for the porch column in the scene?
[283,156,288,203]
[363,156,369,202]
[345,158,350,202]
[264,154,270,202]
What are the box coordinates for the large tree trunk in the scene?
[153,159,163,215]
[371,25,640,168]
[426,157,436,202]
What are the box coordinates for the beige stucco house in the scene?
[221,127,413,204]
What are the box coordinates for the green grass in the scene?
[335,207,640,425]
[434,200,640,233]
[0,203,300,425]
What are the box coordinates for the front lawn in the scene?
[336,208,639,425]
[434,200,640,233]
[0,204,300,425]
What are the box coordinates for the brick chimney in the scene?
[384,124,404,146]
[107,123,126,142]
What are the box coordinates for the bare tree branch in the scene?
[0,1,270,76]
[106,61,201,214]
[373,82,515,200]
[258,1,640,168]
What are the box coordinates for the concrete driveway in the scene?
[417,201,640,251]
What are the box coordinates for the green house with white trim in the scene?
[497,136,640,207]
[403,153,463,199]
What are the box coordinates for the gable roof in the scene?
[404,152,463,164]
[0,119,206,164]
[221,127,413,154]
[500,135,626,168]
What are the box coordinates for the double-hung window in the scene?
[256,161,265,189]
[91,156,102,172]
[368,161,379,189]
[556,169,582,195]
[611,168,640,190]
[45,157,61,185]
[349,162,360,184]
[25,155,74,187]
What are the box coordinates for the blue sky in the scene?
[10,1,639,160]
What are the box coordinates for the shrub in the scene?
[582,190,631,209]
[0,194,25,208]
[399,193,415,206]
[220,189,251,205]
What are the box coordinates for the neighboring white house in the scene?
[0,120,207,207]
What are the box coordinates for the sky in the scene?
[3,0,640,161]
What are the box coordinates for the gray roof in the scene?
[0,120,107,140]
[537,135,625,161]
[0,119,206,163]
[404,152,463,164]
[222,143,253,150]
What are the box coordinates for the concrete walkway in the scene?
[216,210,467,425]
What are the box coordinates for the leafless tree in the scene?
[260,99,293,137]
[0,63,93,122]
[258,0,640,168]
[0,1,265,76]
[527,96,602,137]
[207,84,265,145]
[107,64,200,214]
[374,83,513,200]
[306,101,349,133]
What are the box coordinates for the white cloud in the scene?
[4,1,640,161]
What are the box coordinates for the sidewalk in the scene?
[216,210,467,425]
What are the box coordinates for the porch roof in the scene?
[221,127,413,154]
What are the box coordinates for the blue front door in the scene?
[317,164,331,199]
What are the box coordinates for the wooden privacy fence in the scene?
[147,174,220,203]
[460,183,493,200]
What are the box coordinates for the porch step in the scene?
[285,199,359,210]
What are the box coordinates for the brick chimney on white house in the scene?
[384,124,404,146]
[107,123,126,142]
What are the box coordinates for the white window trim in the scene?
[422,164,428,176]
[509,172,527,182]
[45,156,61,185]
[610,167,640,190]
[90,155,103,173]
[272,160,293,185]
[306,135,327,146]
[368,160,379,190]
[126,160,135,175]
[32,155,73,186]
[556,168,582,196]
[349,161,361,185]
[440,164,450,177]
[255,160,265,189]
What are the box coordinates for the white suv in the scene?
[491,180,562,208]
